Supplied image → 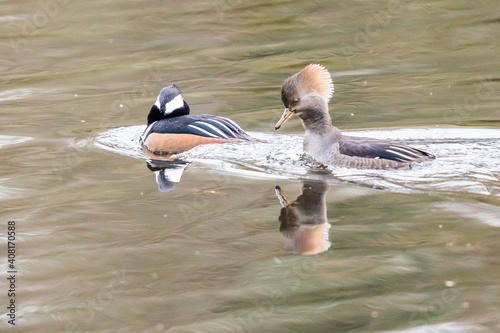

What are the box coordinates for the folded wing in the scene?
[340,135,434,163]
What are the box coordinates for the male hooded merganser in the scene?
[275,64,435,169]
[141,85,252,154]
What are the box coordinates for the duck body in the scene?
[141,85,252,155]
[304,123,434,169]
[276,64,435,169]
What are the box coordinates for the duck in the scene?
[146,159,188,192]
[275,180,331,255]
[275,64,435,169]
[141,85,252,155]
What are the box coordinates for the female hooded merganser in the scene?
[141,85,252,154]
[276,180,331,255]
[275,64,435,169]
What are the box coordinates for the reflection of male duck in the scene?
[275,180,331,255]
[146,159,188,192]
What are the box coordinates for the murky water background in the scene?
[1,0,499,332]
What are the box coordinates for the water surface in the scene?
[1,0,499,332]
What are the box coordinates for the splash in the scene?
[94,126,500,196]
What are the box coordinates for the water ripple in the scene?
[94,127,500,196]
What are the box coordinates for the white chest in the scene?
[303,131,339,164]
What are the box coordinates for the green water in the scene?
[1,0,499,332]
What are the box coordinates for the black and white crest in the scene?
[155,85,185,116]
[147,85,190,125]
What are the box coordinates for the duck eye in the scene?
[292,98,299,105]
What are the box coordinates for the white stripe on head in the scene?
[154,96,161,109]
[164,94,184,115]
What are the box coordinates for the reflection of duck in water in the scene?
[275,180,331,255]
[146,158,188,192]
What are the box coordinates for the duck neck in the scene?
[146,101,190,125]
[299,98,334,133]
[147,105,163,125]
[301,98,343,162]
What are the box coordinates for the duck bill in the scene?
[275,186,291,207]
[275,108,294,130]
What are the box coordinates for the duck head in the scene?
[275,64,334,130]
[147,85,190,125]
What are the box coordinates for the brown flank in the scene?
[144,133,228,155]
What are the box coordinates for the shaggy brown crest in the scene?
[283,64,334,102]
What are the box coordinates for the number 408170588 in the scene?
[7,221,16,270]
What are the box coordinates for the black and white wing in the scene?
[340,135,434,163]
[185,115,251,140]
[142,114,252,141]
